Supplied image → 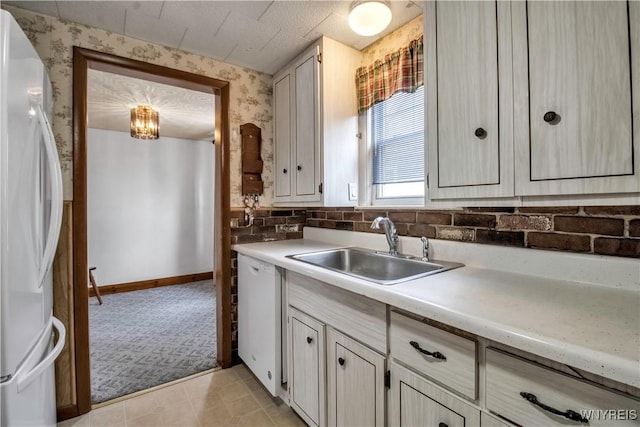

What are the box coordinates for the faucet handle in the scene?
[421,237,429,261]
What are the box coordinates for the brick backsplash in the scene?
[305,206,640,258]
[229,205,638,363]
[230,208,306,362]
[230,208,306,244]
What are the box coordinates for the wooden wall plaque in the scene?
[240,123,263,194]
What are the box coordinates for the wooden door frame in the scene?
[72,47,232,415]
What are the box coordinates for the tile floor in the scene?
[58,365,306,427]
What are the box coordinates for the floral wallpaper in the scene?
[2,5,274,207]
[3,4,423,206]
[361,15,423,68]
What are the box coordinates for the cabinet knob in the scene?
[543,111,560,124]
[297,165,302,171]
[338,357,345,366]
[283,168,287,174]
[474,128,487,139]
[306,336,313,344]
[438,423,448,427]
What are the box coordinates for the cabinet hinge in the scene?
[385,370,390,389]
[317,52,322,63]
[318,182,323,194]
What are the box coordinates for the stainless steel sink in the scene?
[287,247,464,285]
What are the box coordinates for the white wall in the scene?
[88,128,214,285]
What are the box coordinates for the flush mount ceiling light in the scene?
[130,105,159,140]
[348,1,392,37]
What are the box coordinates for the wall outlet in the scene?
[276,224,299,233]
[348,183,358,201]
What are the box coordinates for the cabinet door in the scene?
[294,48,320,199]
[274,71,292,199]
[426,1,514,200]
[481,412,514,427]
[514,1,639,195]
[326,328,385,427]
[289,308,325,427]
[389,362,480,427]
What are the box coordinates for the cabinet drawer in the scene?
[486,348,640,426]
[390,311,477,400]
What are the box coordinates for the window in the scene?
[370,86,425,203]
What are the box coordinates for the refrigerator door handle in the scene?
[16,317,66,393]
[36,105,63,288]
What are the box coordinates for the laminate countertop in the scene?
[233,237,640,389]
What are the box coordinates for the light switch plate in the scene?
[276,224,299,233]
[348,183,358,201]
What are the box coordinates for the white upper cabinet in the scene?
[426,0,639,203]
[513,1,639,196]
[274,73,292,198]
[274,47,321,204]
[273,37,362,206]
[294,54,318,197]
[426,1,514,200]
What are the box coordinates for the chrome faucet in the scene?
[421,237,430,262]
[371,216,399,255]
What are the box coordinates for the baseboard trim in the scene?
[57,404,78,422]
[89,272,213,297]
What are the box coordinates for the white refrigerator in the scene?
[0,9,66,427]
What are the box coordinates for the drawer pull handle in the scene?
[438,423,448,427]
[338,357,345,366]
[520,392,588,424]
[409,341,446,360]
[306,336,313,344]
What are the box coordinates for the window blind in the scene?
[371,86,425,185]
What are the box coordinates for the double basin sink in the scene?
[288,247,464,285]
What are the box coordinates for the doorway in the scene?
[73,47,232,414]
[86,68,217,403]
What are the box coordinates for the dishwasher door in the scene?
[238,254,282,396]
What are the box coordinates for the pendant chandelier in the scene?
[130,105,159,140]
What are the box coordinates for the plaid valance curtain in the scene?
[355,36,424,113]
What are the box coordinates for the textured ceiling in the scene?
[4,0,423,75]
[87,69,215,141]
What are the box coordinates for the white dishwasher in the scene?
[238,254,286,396]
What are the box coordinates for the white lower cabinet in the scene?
[326,328,385,427]
[485,348,640,426]
[289,308,325,427]
[480,412,513,427]
[282,272,638,427]
[287,272,388,427]
[389,362,480,427]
